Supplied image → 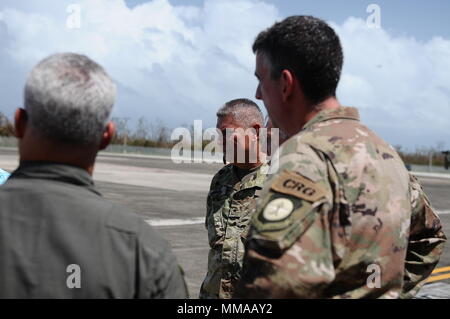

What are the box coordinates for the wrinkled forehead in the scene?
[216,115,242,131]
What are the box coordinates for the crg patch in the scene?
[271,170,325,202]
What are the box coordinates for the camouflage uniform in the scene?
[237,107,446,299]
[200,163,268,299]
[401,173,447,298]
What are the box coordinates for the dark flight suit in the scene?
[0,161,188,298]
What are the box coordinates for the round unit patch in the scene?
[262,198,294,221]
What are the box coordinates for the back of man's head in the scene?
[24,53,116,146]
[253,15,343,105]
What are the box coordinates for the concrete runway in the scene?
[1,148,449,298]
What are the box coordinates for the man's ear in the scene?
[280,69,294,102]
[14,108,28,139]
[99,121,115,151]
[252,123,262,140]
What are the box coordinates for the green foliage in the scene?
[111,116,176,149]
[0,112,14,137]
[0,112,447,166]
[395,145,446,166]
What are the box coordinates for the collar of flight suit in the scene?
[302,106,360,131]
[231,162,268,191]
[9,161,101,195]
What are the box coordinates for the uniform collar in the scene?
[302,106,360,131]
[9,161,100,195]
[232,163,268,190]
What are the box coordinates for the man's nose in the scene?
[255,84,262,100]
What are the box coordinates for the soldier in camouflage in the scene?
[199,98,269,299]
[236,16,446,298]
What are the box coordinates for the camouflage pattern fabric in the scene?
[400,173,447,298]
[236,106,446,299]
[200,163,268,299]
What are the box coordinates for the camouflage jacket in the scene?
[236,107,446,299]
[199,163,268,299]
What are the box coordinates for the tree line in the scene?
[0,111,448,167]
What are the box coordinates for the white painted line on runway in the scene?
[438,210,450,215]
[98,151,223,164]
[172,247,208,252]
[146,217,204,226]
[416,282,450,299]
[413,172,450,179]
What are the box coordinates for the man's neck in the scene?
[286,96,340,137]
[304,97,340,124]
[233,161,262,171]
[19,138,97,176]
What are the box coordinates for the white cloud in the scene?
[333,17,450,148]
[0,1,448,149]
[0,0,279,126]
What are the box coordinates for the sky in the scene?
[0,0,449,150]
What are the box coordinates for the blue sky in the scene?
[126,0,450,40]
[0,0,449,150]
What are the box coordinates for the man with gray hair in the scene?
[0,53,188,298]
[199,98,269,299]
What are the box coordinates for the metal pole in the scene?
[429,151,433,172]
[123,117,130,154]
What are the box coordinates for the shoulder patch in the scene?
[262,198,294,222]
[270,170,326,202]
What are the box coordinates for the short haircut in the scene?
[24,53,116,145]
[216,98,264,128]
[253,15,343,105]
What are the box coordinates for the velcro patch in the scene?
[270,170,325,202]
[262,198,294,222]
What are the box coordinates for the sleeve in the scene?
[235,144,335,298]
[137,221,189,299]
[205,170,222,230]
[205,191,212,230]
[400,174,447,298]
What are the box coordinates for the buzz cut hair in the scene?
[24,52,116,146]
[216,98,264,128]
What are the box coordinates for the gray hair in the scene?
[216,98,264,128]
[24,53,116,145]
